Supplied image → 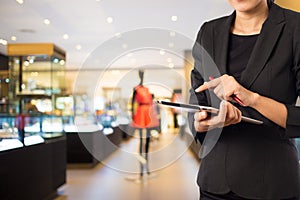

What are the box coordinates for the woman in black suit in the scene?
[189,0,300,199]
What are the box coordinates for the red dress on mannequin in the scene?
[132,85,159,129]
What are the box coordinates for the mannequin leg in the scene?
[139,129,144,176]
[145,128,151,174]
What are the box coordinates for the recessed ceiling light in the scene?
[170,31,176,37]
[16,0,24,5]
[115,33,122,38]
[63,34,69,40]
[106,17,114,24]
[171,16,178,22]
[169,42,174,48]
[76,45,82,50]
[11,36,17,41]
[159,49,166,55]
[168,63,175,68]
[43,19,51,25]
[0,39,8,46]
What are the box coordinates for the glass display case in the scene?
[7,43,66,114]
[0,114,44,151]
[0,113,66,200]
[0,43,67,150]
[0,113,69,151]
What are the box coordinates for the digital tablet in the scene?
[156,100,263,125]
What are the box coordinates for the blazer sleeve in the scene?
[188,23,210,143]
[284,22,300,138]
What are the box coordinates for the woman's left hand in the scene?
[195,74,257,107]
[194,100,242,132]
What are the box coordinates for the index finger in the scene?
[195,82,209,92]
[195,77,221,92]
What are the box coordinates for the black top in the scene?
[227,33,258,82]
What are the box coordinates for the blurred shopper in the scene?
[15,113,28,144]
[189,0,300,199]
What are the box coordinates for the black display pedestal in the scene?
[66,127,122,167]
[0,136,66,200]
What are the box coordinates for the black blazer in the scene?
[189,3,300,199]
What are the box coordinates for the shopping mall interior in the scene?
[0,1,300,200]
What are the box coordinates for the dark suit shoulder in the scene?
[273,3,300,24]
[274,4,300,39]
[278,4,300,17]
[205,14,232,26]
[195,13,233,41]
[197,14,233,33]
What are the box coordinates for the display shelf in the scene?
[0,138,23,151]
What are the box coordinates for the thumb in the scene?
[217,100,227,123]
[195,111,208,121]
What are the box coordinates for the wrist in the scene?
[249,92,260,108]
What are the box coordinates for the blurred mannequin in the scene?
[131,69,159,176]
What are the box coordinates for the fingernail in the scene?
[195,85,204,92]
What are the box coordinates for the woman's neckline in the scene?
[230,33,259,37]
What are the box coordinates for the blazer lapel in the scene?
[213,13,235,75]
[240,4,285,89]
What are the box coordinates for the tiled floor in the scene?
[56,129,200,200]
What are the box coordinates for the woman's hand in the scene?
[195,74,258,107]
[194,100,242,132]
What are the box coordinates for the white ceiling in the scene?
[0,0,232,69]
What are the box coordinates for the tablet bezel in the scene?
[156,100,263,125]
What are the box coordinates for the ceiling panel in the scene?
[0,0,232,69]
